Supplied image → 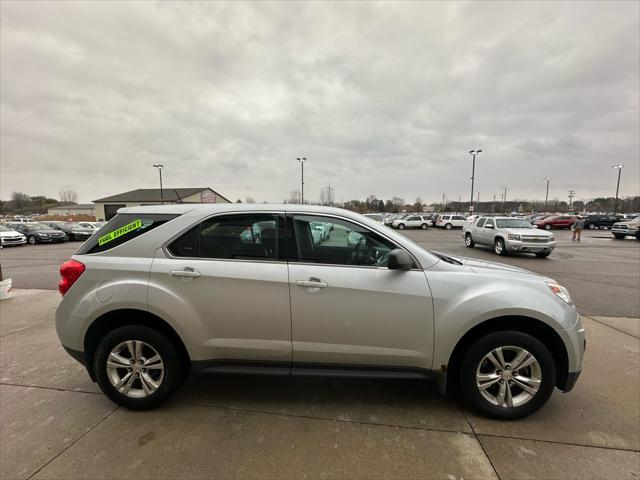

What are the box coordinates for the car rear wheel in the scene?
[587,223,596,230]
[465,233,475,248]
[445,223,452,230]
[27,235,37,245]
[494,238,507,256]
[459,331,556,420]
[94,325,182,410]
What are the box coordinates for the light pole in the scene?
[612,165,624,213]
[543,177,550,213]
[502,185,507,213]
[296,157,307,204]
[153,164,164,205]
[568,190,576,211]
[469,149,482,215]
[492,194,496,214]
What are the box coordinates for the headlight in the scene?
[547,282,574,306]
[39,233,49,238]
[508,234,521,240]
[549,234,555,241]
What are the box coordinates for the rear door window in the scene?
[76,213,179,254]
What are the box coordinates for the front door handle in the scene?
[170,267,201,278]
[295,278,328,289]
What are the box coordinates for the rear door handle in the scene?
[170,267,201,278]
[295,278,328,289]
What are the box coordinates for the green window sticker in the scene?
[98,219,143,246]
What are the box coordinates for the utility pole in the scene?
[442,193,446,212]
[327,183,335,206]
[477,191,480,211]
[153,164,164,205]
[492,195,496,214]
[543,177,550,213]
[612,165,623,213]
[568,190,576,211]
[468,150,482,215]
[296,157,307,204]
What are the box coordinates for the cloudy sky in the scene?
[1,1,638,205]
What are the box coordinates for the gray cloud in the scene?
[1,1,638,205]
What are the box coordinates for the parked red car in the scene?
[534,215,576,230]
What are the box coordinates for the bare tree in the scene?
[319,187,329,206]
[59,190,78,204]
[11,192,30,208]
[288,190,302,204]
[245,197,256,204]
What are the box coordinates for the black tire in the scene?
[398,224,405,230]
[544,224,552,230]
[494,238,508,256]
[93,325,182,410]
[465,233,475,248]
[459,331,556,420]
[420,223,428,230]
[613,234,625,239]
[27,235,37,245]
[535,251,551,258]
[586,223,596,230]
[445,223,452,230]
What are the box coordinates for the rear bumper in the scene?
[62,346,95,381]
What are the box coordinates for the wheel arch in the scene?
[83,308,191,381]
[446,315,569,392]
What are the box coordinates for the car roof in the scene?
[120,203,368,217]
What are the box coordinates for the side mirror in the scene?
[388,249,413,270]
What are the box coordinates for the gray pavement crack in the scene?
[26,405,120,480]
[462,408,502,480]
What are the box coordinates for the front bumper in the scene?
[505,239,556,253]
[0,238,26,246]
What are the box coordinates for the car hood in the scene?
[31,229,61,234]
[0,231,24,237]
[500,228,552,236]
[432,251,546,277]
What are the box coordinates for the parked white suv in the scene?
[435,214,467,229]
[56,204,584,419]
[391,214,430,230]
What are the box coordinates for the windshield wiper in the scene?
[435,253,463,265]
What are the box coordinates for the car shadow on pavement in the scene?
[172,373,473,433]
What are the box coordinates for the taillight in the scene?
[59,259,85,296]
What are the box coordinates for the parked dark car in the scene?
[59,222,96,241]
[40,221,70,241]
[8,223,66,244]
[582,214,623,230]
[534,215,576,230]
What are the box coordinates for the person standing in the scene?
[572,215,585,241]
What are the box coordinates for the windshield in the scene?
[26,224,50,231]
[496,219,533,229]
[0,225,12,232]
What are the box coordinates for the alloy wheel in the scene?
[476,346,542,408]
[106,340,165,398]
[495,240,504,254]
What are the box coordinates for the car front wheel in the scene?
[544,224,552,230]
[445,223,452,230]
[459,331,556,420]
[27,235,37,245]
[494,238,507,256]
[587,223,596,230]
[398,224,405,230]
[93,325,183,410]
[465,233,475,248]
[421,223,427,230]
[613,234,625,239]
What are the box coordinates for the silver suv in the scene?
[56,204,585,419]
[463,216,555,257]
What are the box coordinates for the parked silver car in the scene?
[55,205,584,419]
[611,217,640,240]
[463,217,555,257]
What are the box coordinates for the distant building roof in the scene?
[93,188,230,203]
[48,203,95,210]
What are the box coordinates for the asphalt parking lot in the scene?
[1,228,639,479]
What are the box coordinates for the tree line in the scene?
[0,190,79,215]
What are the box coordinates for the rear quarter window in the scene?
[76,213,179,254]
